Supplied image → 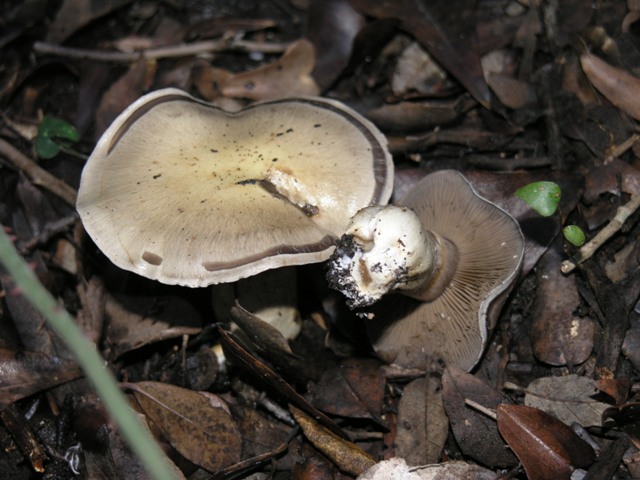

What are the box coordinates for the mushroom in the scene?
[77,88,393,287]
[326,170,524,371]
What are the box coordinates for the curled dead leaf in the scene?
[486,73,536,109]
[222,39,320,100]
[290,404,376,476]
[0,348,82,409]
[581,53,640,120]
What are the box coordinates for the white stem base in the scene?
[327,205,446,308]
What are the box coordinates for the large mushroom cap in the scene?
[367,170,524,371]
[77,89,393,286]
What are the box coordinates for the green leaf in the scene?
[35,116,80,159]
[515,181,561,217]
[34,135,62,159]
[563,225,586,247]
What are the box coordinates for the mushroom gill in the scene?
[327,170,524,371]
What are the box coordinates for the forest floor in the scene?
[1,1,640,479]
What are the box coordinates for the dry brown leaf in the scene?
[52,238,78,275]
[366,98,472,132]
[230,404,292,461]
[583,158,640,203]
[104,294,201,360]
[442,367,517,468]
[230,302,297,356]
[99,410,187,480]
[191,64,233,101]
[581,52,640,120]
[290,404,376,476]
[497,404,595,480]
[291,453,342,478]
[524,374,610,427]
[47,0,133,43]
[593,377,631,405]
[75,276,106,344]
[1,273,66,358]
[531,242,595,366]
[157,58,204,92]
[310,358,385,424]
[305,0,364,89]
[482,45,531,108]
[222,39,320,100]
[0,348,82,409]
[129,381,242,472]
[562,55,600,105]
[391,42,449,97]
[486,73,536,109]
[395,376,448,465]
[94,58,157,137]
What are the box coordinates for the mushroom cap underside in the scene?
[366,170,524,371]
[77,89,393,286]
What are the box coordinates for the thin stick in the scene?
[19,214,78,253]
[33,39,288,63]
[464,398,497,420]
[0,138,77,206]
[604,133,640,164]
[561,192,640,274]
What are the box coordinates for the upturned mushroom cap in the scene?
[358,170,523,371]
[77,89,393,286]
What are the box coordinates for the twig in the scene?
[464,398,497,420]
[33,39,288,63]
[0,138,77,207]
[19,214,78,253]
[604,133,640,165]
[0,228,178,480]
[561,192,640,274]
[212,426,299,480]
[0,405,48,472]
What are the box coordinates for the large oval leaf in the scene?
[130,381,241,472]
[497,404,595,480]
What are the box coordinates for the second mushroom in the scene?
[327,170,525,372]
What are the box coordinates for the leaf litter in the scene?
[1,0,640,478]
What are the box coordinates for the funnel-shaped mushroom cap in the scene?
[367,170,524,371]
[77,89,393,286]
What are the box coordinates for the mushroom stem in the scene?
[326,205,459,308]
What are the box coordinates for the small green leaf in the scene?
[563,225,586,247]
[515,181,561,217]
[35,135,62,159]
[35,116,80,159]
